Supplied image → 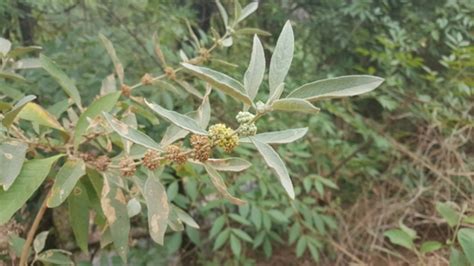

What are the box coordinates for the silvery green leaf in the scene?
[103,112,162,151]
[244,35,265,101]
[250,138,295,199]
[144,170,170,245]
[0,71,26,82]
[0,141,28,190]
[13,58,41,69]
[47,159,86,208]
[215,0,228,28]
[235,2,258,24]
[2,95,36,128]
[206,158,251,172]
[33,231,50,254]
[40,54,82,108]
[240,128,308,144]
[234,28,272,36]
[266,83,284,105]
[0,38,11,55]
[99,34,124,84]
[287,75,384,101]
[127,198,141,218]
[271,98,320,113]
[221,36,233,47]
[181,63,252,105]
[269,21,294,96]
[145,99,208,135]
[204,164,246,205]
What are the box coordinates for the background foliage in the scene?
[0,0,473,265]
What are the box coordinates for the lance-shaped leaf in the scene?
[101,173,130,261]
[271,98,320,113]
[18,102,65,131]
[458,228,474,264]
[99,34,125,84]
[103,112,162,151]
[287,75,384,101]
[7,46,42,58]
[206,158,251,172]
[144,170,170,245]
[0,71,26,82]
[0,154,63,225]
[250,138,295,199]
[2,95,36,127]
[47,159,86,208]
[40,54,82,108]
[244,35,265,101]
[174,206,199,229]
[235,2,258,24]
[181,63,252,105]
[215,0,228,28]
[269,21,294,96]
[0,141,28,190]
[68,181,90,254]
[74,91,121,148]
[240,128,308,144]
[144,99,207,135]
[37,250,73,265]
[204,164,246,205]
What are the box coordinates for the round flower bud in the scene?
[236,111,255,124]
[119,157,136,177]
[165,145,188,164]
[95,155,111,172]
[121,84,132,97]
[208,123,239,153]
[142,150,161,170]
[190,134,211,162]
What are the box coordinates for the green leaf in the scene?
[18,102,65,131]
[268,210,288,223]
[210,215,226,238]
[40,54,82,108]
[181,63,252,105]
[0,155,63,225]
[458,228,474,264]
[420,241,442,254]
[2,95,36,127]
[204,164,246,205]
[289,223,300,245]
[244,35,265,101]
[0,141,28,190]
[175,207,199,229]
[287,75,384,101]
[126,198,141,217]
[240,128,308,144]
[37,249,73,265]
[234,28,272,36]
[99,34,124,84]
[101,173,130,261]
[215,0,228,27]
[436,201,460,227]
[269,21,294,96]
[144,170,170,245]
[235,2,258,24]
[398,221,417,240]
[230,234,241,257]
[33,231,49,254]
[296,237,307,258]
[144,99,208,135]
[213,229,230,251]
[47,159,86,208]
[0,37,12,55]
[68,181,90,254]
[250,138,295,199]
[232,228,252,243]
[271,98,320,113]
[384,229,414,250]
[450,247,470,266]
[205,158,251,172]
[103,112,162,151]
[0,71,26,82]
[74,91,121,148]
[7,46,42,58]
[229,213,251,226]
[250,206,262,229]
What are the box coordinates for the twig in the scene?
[19,189,51,266]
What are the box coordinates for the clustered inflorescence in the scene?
[190,134,212,162]
[208,123,239,153]
[235,111,257,137]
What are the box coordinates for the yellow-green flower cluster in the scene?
[236,111,257,137]
[208,123,239,153]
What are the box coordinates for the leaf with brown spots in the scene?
[144,170,170,245]
[0,141,28,190]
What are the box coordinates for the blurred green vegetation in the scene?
[1,0,472,265]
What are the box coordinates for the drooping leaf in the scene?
[68,181,90,254]
[205,158,251,172]
[269,21,294,96]
[271,98,320,113]
[287,75,384,101]
[0,155,63,225]
[18,102,65,131]
[40,54,82,108]
[103,112,162,151]
[235,2,258,24]
[384,229,414,250]
[144,170,170,245]
[99,34,124,84]
[244,35,265,101]
[74,91,121,148]
[47,159,86,208]
[181,63,252,105]
[458,228,474,264]
[240,128,308,144]
[204,164,246,205]
[2,95,36,128]
[436,201,460,227]
[250,138,295,199]
[144,99,207,135]
[101,173,130,261]
[0,141,28,190]
[215,0,228,28]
